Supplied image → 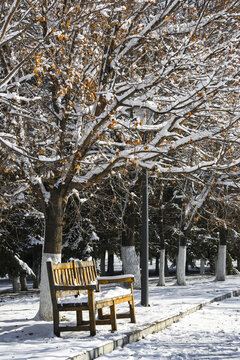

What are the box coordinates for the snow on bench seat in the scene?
[58,286,131,306]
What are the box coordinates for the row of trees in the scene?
[1,168,240,284]
[0,0,240,319]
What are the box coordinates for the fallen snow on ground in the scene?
[0,275,239,360]
[99,296,240,360]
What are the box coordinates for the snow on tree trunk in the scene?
[177,246,187,286]
[216,245,226,281]
[12,276,20,292]
[158,249,165,286]
[121,246,141,289]
[39,252,61,320]
[200,258,205,275]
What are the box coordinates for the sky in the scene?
[0,274,240,360]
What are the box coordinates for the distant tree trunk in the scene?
[155,255,159,276]
[237,256,240,271]
[100,251,106,275]
[107,252,114,275]
[165,253,169,276]
[177,234,187,285]
[216,227,227,281]
[39,189,65,321]
[200,258,205,275]
[12,276,21,292]
[20,273,28,291]
[121,200,141,288]
[158,249,165,286]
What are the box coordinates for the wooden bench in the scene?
[47,259,136,336]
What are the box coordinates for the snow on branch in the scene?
[14,254,36,277]
[0,0,23,42]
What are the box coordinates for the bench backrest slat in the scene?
[73,260,97,286]
[47,260,98,304]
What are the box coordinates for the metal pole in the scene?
[141,167,149,306]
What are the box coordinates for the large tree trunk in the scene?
[177,234,187,285]
[121,201,141,288]
[39,190,65,320]
[216,227,227,281]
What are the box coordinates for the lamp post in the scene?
[141,166,149,306]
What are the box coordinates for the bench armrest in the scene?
[54,284,97,291]
[97,275,134,285]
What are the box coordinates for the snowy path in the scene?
[98,296,240,360]
[0,275,239,360]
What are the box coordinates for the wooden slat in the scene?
[116,313,131,319]
[96,319,111,325]
[58,325,90,332]
[98,277,134,284]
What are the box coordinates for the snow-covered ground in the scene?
[98,295,240,360]
[0,274,239,360]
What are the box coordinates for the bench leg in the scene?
[76,310,83,325]
[130,285,136,323]
[110,301,117,332]
[129,300,136,323]
[98,308,104,320]
[88,290,96,336]
[53,310,60,337]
